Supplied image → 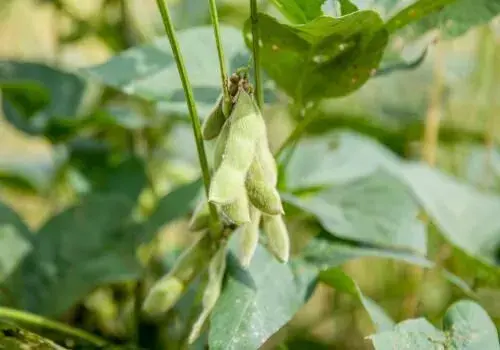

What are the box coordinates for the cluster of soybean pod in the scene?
[142,71,289,343]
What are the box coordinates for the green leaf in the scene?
[269,0,326,23]
[285,132,400,191]
[385,0,456,33]
[140,179,202,244]
[319,267,395,331]
[4,195,141,316]
[400,0,500,39]
[92,157,147,203]
[302,234,474,296]
[442,300,500,349]
[401,164,500,264]
[0,60,88,138]
[283,169,427,254]
[0,225,31,282]
[370,300,500,350]
[339,0,359,15]
[244,12,388,103]
[0,201,32,241]
[83,26,248,112]
[209,241,307,350]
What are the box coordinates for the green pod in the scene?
[202,95,225,141]
[245,156,283,215]
[188,200,210,231]
[209,90,266,205]
[142,277,184,319]
[238,206,261,268]
[256,136,278,186]
[262,214,289,263]
[213,118,230,170]
[142,232,213,318]
[220,192,251,225]
[188,244,227,344]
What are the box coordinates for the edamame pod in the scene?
[209,90,266,205]
[238,206,261,268]
[256,136,278,186]
[188,244,227,344]
[220,192,251,225]
[262,214,289,263]
[246,156,283,215]
[142,232,213,318]
[188,200,210,231]
[202,95,226,141]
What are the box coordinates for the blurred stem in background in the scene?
[250,0,263,109]
[208,0,230,104]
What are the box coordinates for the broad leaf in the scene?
[319,267,395,331]
[244,12,388,103]
[92,156,147,203]
[0,225,31,282]
[209,241,307,350]
[0,61,88,138]
[4,195,141,316]
[283,169,427,254]
[370,300,500,349]
[0,201,32,241]
[269,0,326,23]
[302,234,474,295]
[284,131,400,191]
[401,164,500,264]
[83,26,249,115]
[140,179,202,244]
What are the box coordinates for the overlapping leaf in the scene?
[269,0,326,23]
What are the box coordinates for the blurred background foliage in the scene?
[0,0,500,349]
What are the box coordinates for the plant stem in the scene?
[275,104,317,157]
[0,307,107,346]
[208,0,230,102]
[250,0,263,108]
[155,0,219,229]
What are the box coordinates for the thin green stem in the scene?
[208,0,230,102]
[0,307,107,346]
[155,0,219,229]
[250,0,263,108]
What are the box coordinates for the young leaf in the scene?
[244,12,388,103]
[370,300,500,350]
[283,169,427,254]
[269,0,326,24]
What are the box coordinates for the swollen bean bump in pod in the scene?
[142,232,214,319]
[238,205,261,268]
[188,199,210,232]
[220,192,251,225]
[209,90,266,205]
[188,244,227,344]
[262,214,290,263]
[201,94,226,141]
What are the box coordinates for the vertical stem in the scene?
[250,0,263,108]
[208,0,230,102]
[155,0,219,228]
